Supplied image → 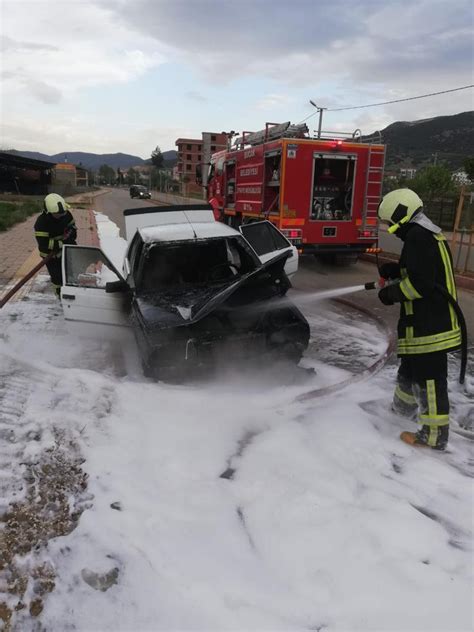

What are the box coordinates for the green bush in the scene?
[0,200,43,231]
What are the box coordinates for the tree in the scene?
[98,164,116,185]
[150,167,173,191]
[151,146,164,169]
[409,164,456,200]
[126,168,140,185]
[463,157,474,181]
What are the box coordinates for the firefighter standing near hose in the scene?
[377,188,462,451]
[34,193,77,296]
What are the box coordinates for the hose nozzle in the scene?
[365,278,390,291]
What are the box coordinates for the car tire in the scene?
[264,307,309,365]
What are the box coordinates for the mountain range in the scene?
[369,110,473,170]
[5,149,178,170]
[7,111,473,171]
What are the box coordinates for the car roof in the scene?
[124,204,219,241]
[139,220,240,243]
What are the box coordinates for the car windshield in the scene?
[139,236,258,292]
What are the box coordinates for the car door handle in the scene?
[62,294,76,300]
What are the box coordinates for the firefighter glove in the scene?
[378,283,403,306]
[378,262,401,280]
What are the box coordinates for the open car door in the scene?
[239,221,298,277]
[61,245,131,336]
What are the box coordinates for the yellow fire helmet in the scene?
[44,193,70,214]
[377,188,423,234]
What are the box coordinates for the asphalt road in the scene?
[94,187,157,236]
[94,188,473,342]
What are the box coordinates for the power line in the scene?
[300,84,474,124]
[330,84,474,112]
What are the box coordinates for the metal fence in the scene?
[449,190,473,275]
[424,193,474,232]
[424,197,458,230]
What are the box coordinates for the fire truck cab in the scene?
[206,122,385,262]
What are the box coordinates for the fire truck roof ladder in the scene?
[235,122,309,148]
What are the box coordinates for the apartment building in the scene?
[175,132,228,194]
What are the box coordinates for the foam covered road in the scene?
[0,270,472,631]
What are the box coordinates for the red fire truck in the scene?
[205,122,385,262]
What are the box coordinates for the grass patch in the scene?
[0,200,43,232]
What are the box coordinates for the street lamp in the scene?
[309,100,327,139]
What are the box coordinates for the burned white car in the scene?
[60,205,309,380]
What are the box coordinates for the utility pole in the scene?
[309,100,327,138]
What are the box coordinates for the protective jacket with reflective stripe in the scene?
[34,211,77,258]
[393,224,460,355]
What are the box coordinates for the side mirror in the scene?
[105,280,129,293]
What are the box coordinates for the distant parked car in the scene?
[130,185,151,199]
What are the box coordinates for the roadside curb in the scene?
[66,188,110,205]
[361,252,474,293]
[86,209,100,247]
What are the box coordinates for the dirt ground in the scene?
[0,428,89,631]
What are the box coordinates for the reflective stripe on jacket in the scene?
[396,226,460,355]
[34,211,77,258]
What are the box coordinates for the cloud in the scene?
[0,0,166,104]
[1,0,472,155]
[26,79,62,105]
[0,35,59,52]
[185,90,208,103]
[110,0,473,134]
[0,113,201,157]
[255,94,293,110]
[114,0,473,88]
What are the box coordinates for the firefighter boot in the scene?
[400,424,448,451]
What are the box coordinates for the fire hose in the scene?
[0,231,73,309]
[0,252,55,309]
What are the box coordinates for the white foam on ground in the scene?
[94,211,128,272]
[0,215,471,631]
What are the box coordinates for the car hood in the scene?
[133,250,290,331]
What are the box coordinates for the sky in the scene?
[0,0,473,158]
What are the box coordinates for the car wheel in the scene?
[264,308,309,364]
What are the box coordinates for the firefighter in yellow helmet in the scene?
[377,188,461,450]
[34,194,77,296]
